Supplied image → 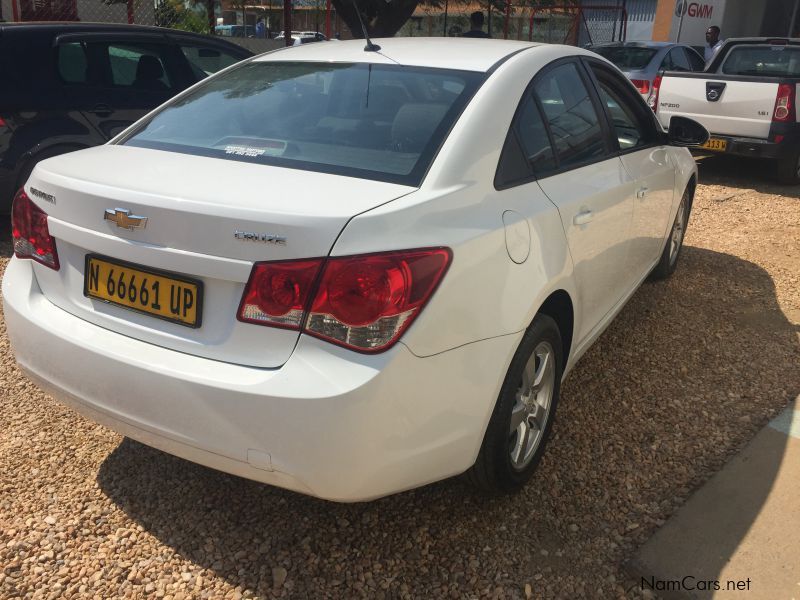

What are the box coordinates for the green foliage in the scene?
[155,0,210,34]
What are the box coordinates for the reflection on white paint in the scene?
[768,404,800,439]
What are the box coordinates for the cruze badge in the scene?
[104,208,148,230]
[234,230,287,245]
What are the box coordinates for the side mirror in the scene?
[667,116,710,147]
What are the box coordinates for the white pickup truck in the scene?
[650,38,800,183]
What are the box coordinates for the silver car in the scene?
[592,42,706,100]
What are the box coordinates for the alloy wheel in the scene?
[668,196,687,267]
[508,341,556,471]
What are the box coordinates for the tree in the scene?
[331,0,419,39]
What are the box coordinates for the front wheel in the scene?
[466,314,563,493]
[650,186,691,281]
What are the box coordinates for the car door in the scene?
[683,46,707,72]
[661,47,693,73]
[55,35,185,141]
[586,60,675,274]
[527,59,635,342]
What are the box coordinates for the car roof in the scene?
[255,37,541,72]
[593,41,678,49]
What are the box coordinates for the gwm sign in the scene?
[675,1,714,19]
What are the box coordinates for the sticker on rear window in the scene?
[223,138,287,158]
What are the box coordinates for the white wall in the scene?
[670,0,728,46]
[627,20,655,41]
[720,0,768,38]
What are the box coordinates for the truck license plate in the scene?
[701,138,727,151]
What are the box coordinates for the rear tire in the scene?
[776,148,800,185]
[466,314,563,493]
[650,185,691,281]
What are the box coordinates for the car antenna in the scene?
[349,0,380,52]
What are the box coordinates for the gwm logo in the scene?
[675,1,713,18]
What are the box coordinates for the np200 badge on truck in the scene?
[234,230,287,245]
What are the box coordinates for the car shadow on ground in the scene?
[695,153,800,198]
[96,246,800,597]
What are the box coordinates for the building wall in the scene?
[719,0,766,38]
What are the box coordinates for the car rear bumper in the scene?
[702,131,799,160]
[2,257,520,501]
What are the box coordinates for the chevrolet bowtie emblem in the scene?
[104,208,148,230]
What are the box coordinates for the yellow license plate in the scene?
[701,138,728,151]
[84,255,202,327]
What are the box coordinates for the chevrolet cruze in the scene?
[3,38,704,501]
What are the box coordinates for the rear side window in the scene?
[721,45,800,77]
[686,48,706,71]
[495,95,556,188]
[57,42,89,83]
[55,40,177,90]
[593,47,657,70]
[665,48,692,72]
[122,61,484,186]
[532,62,606,170]
[108,44,173,89]
[180,45,243,79]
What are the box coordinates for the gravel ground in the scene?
[1,154,799,599]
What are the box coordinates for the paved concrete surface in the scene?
[629,400,800,599]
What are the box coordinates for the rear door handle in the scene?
[89,104,112,117]
[573,210,593,226]
[637,186,649,199]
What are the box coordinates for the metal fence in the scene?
[0,0,310,52]
[0,0,628,47]
[523,4,627,45]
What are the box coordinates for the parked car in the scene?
[3,39,705,501]
[591,41,706,100]
[0,22,253,213]
[650,37,800,184]
[214,24,256,38]
[274,31,327,44]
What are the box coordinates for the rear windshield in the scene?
[593,47,657,70]
[122,61,484,186]
[721,45,800,77]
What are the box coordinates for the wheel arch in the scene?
[536,289,574,368]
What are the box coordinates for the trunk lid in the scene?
[657,76,779,139]
[28,145,414,368]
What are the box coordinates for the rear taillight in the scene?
[647,74,662,112]
[11,189,60,270]
[237,248,451,352]
[237,259,323,330]
[0,116,6,128]
[631,79,650,95]
[773,83,795,122]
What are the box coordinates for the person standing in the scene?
[462,11,490,38]
[704,25,724,62]
[255,17,266,39]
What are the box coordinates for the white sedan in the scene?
[3,38,705,501]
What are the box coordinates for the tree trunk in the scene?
[331,0,419,38]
